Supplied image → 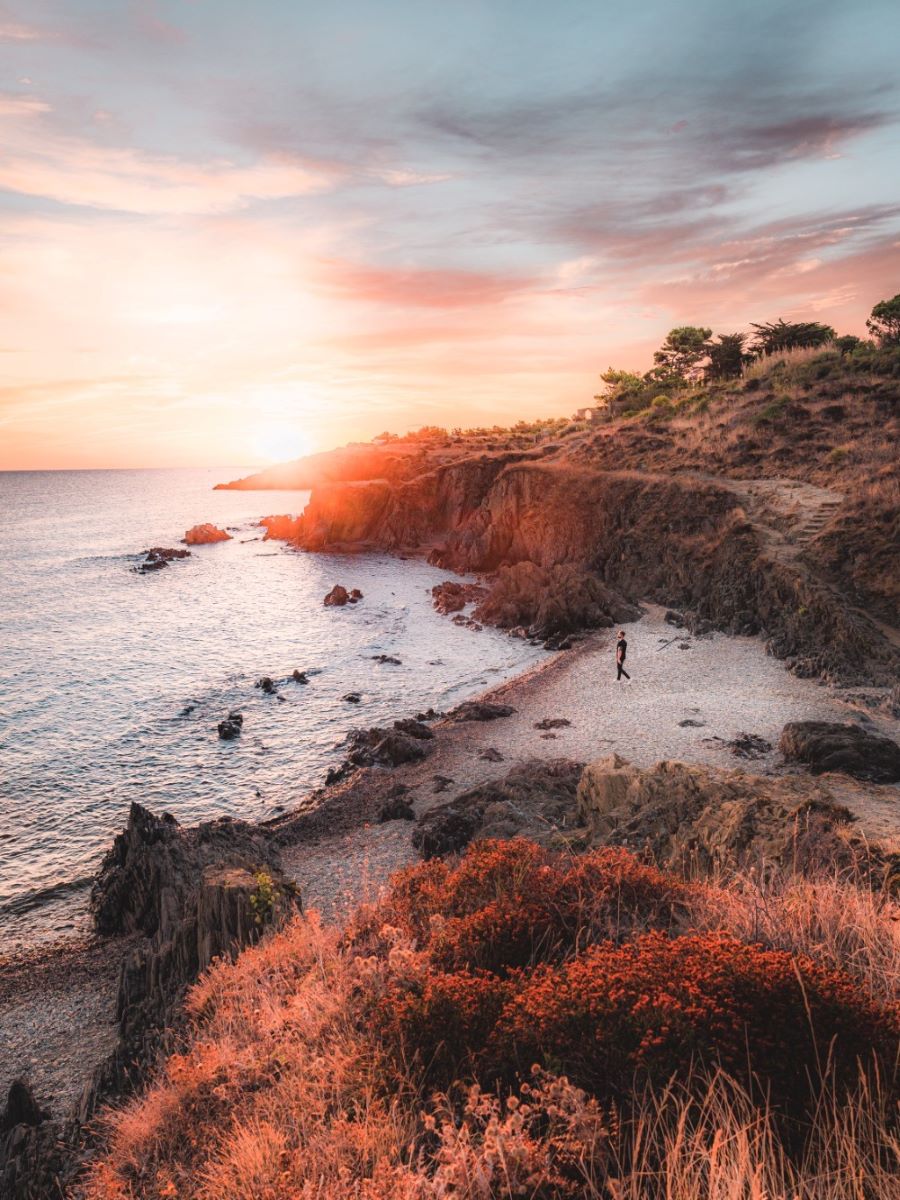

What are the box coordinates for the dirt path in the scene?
[284,603,900,923]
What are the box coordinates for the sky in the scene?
[1,0,899,469]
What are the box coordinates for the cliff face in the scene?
[292,455,896,685]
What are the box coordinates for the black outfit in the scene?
[616,637,630,680]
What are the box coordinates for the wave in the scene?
[0,874,92,917]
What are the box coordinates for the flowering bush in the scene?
[354,840,690,975]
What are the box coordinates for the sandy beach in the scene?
[283,603,900,921]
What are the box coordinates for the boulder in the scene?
[183,523,230,545]
[535,717,571,730]
[217,712,243,740]
[343,692,362,703]
[779,721,900,783]
[345,726,428,767]
[377,793,416,823]
[255,676,277,695]
[324,585,349,606]
[392,718,434,740]
[373,654,402,665]
[348,588,363,603]
[412,760,583,859]
[431,580,488,615]
[447,700,516,722]
[292,669,309,684]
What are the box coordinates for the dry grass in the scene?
[83,862,900,1200]
[742,344,837,380]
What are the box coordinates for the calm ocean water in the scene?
[0,468,541,952]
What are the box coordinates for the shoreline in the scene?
[3,601,898,1125]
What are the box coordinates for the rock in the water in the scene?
[343,691,362,703]
[136,546,191,573]
[183,523,231,545]
[292,669,309,683]
[217,712,244,740]
[535,717,571,730]
[679,718,705,727]
[447,700,516,722]
[416,707,441,721]
[348,588,363,603]
[373,654,402,665]
[256,676,278,695]
[431,580,488,615]
[324,585,349,606]
[392,717,434,740]
[779,721,900,783]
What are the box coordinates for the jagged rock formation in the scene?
[780,721,900,783]
[0,806,299,1200]
[575,754,892,878]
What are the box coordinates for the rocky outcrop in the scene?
[344,726,429,768]
[779,721,900,783]
[3,807,297,1198]
[412,759,584,859]
[259,514,302,540]
[432,580,488,614]
[290,456,896,685]
[183,523,230,545]
[575,755,890,877]
[136,547,191,572]
[324,585,363,606]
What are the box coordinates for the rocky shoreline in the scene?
[3,603,899,1197]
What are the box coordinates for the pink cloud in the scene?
[0,94,342,213]
[316,260,534,308]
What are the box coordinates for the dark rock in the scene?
[679,718,706,727]
[255,676,277,695]
[325,764,350,786]
[728,732,772,760]
[348,588,363,602]
[543,633,574,650]
[416,707,441,722]
[0,1082,48,1133]
[343,692,362,703]
[146,546,191,562]
[432,775,454,793]
[665,610,686,627]
[345,726,428,767]
[413,759,583,859]
[217,712,243,740]
[324,585,349,606]
[137,557,167,572]
[534,717,571,730]
[377,794,416,823]
[540,733,558,739]
[479,747,504,761]
[431,580,488,615]
[780,721,900,783]
[447,700,515,722]
[291,669,309,683]
[392,718,434,740]
[373,654,402,665]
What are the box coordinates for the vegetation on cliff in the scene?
[85,841,899,1198]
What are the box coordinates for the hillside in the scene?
[227,343,900,689]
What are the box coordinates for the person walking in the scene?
[616,630,631,681]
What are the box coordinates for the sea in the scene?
[0,468,542,953]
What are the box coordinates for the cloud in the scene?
[316,260,534,308]
[0,93,341,214]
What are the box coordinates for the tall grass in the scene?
[742,344,837,380]
[83,861,899,1200]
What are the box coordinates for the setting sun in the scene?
[252,422,315,464]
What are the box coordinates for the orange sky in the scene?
[2,1,899,469]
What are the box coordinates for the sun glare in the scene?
[253,422,314,463]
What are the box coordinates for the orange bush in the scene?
[355,840,689,975]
